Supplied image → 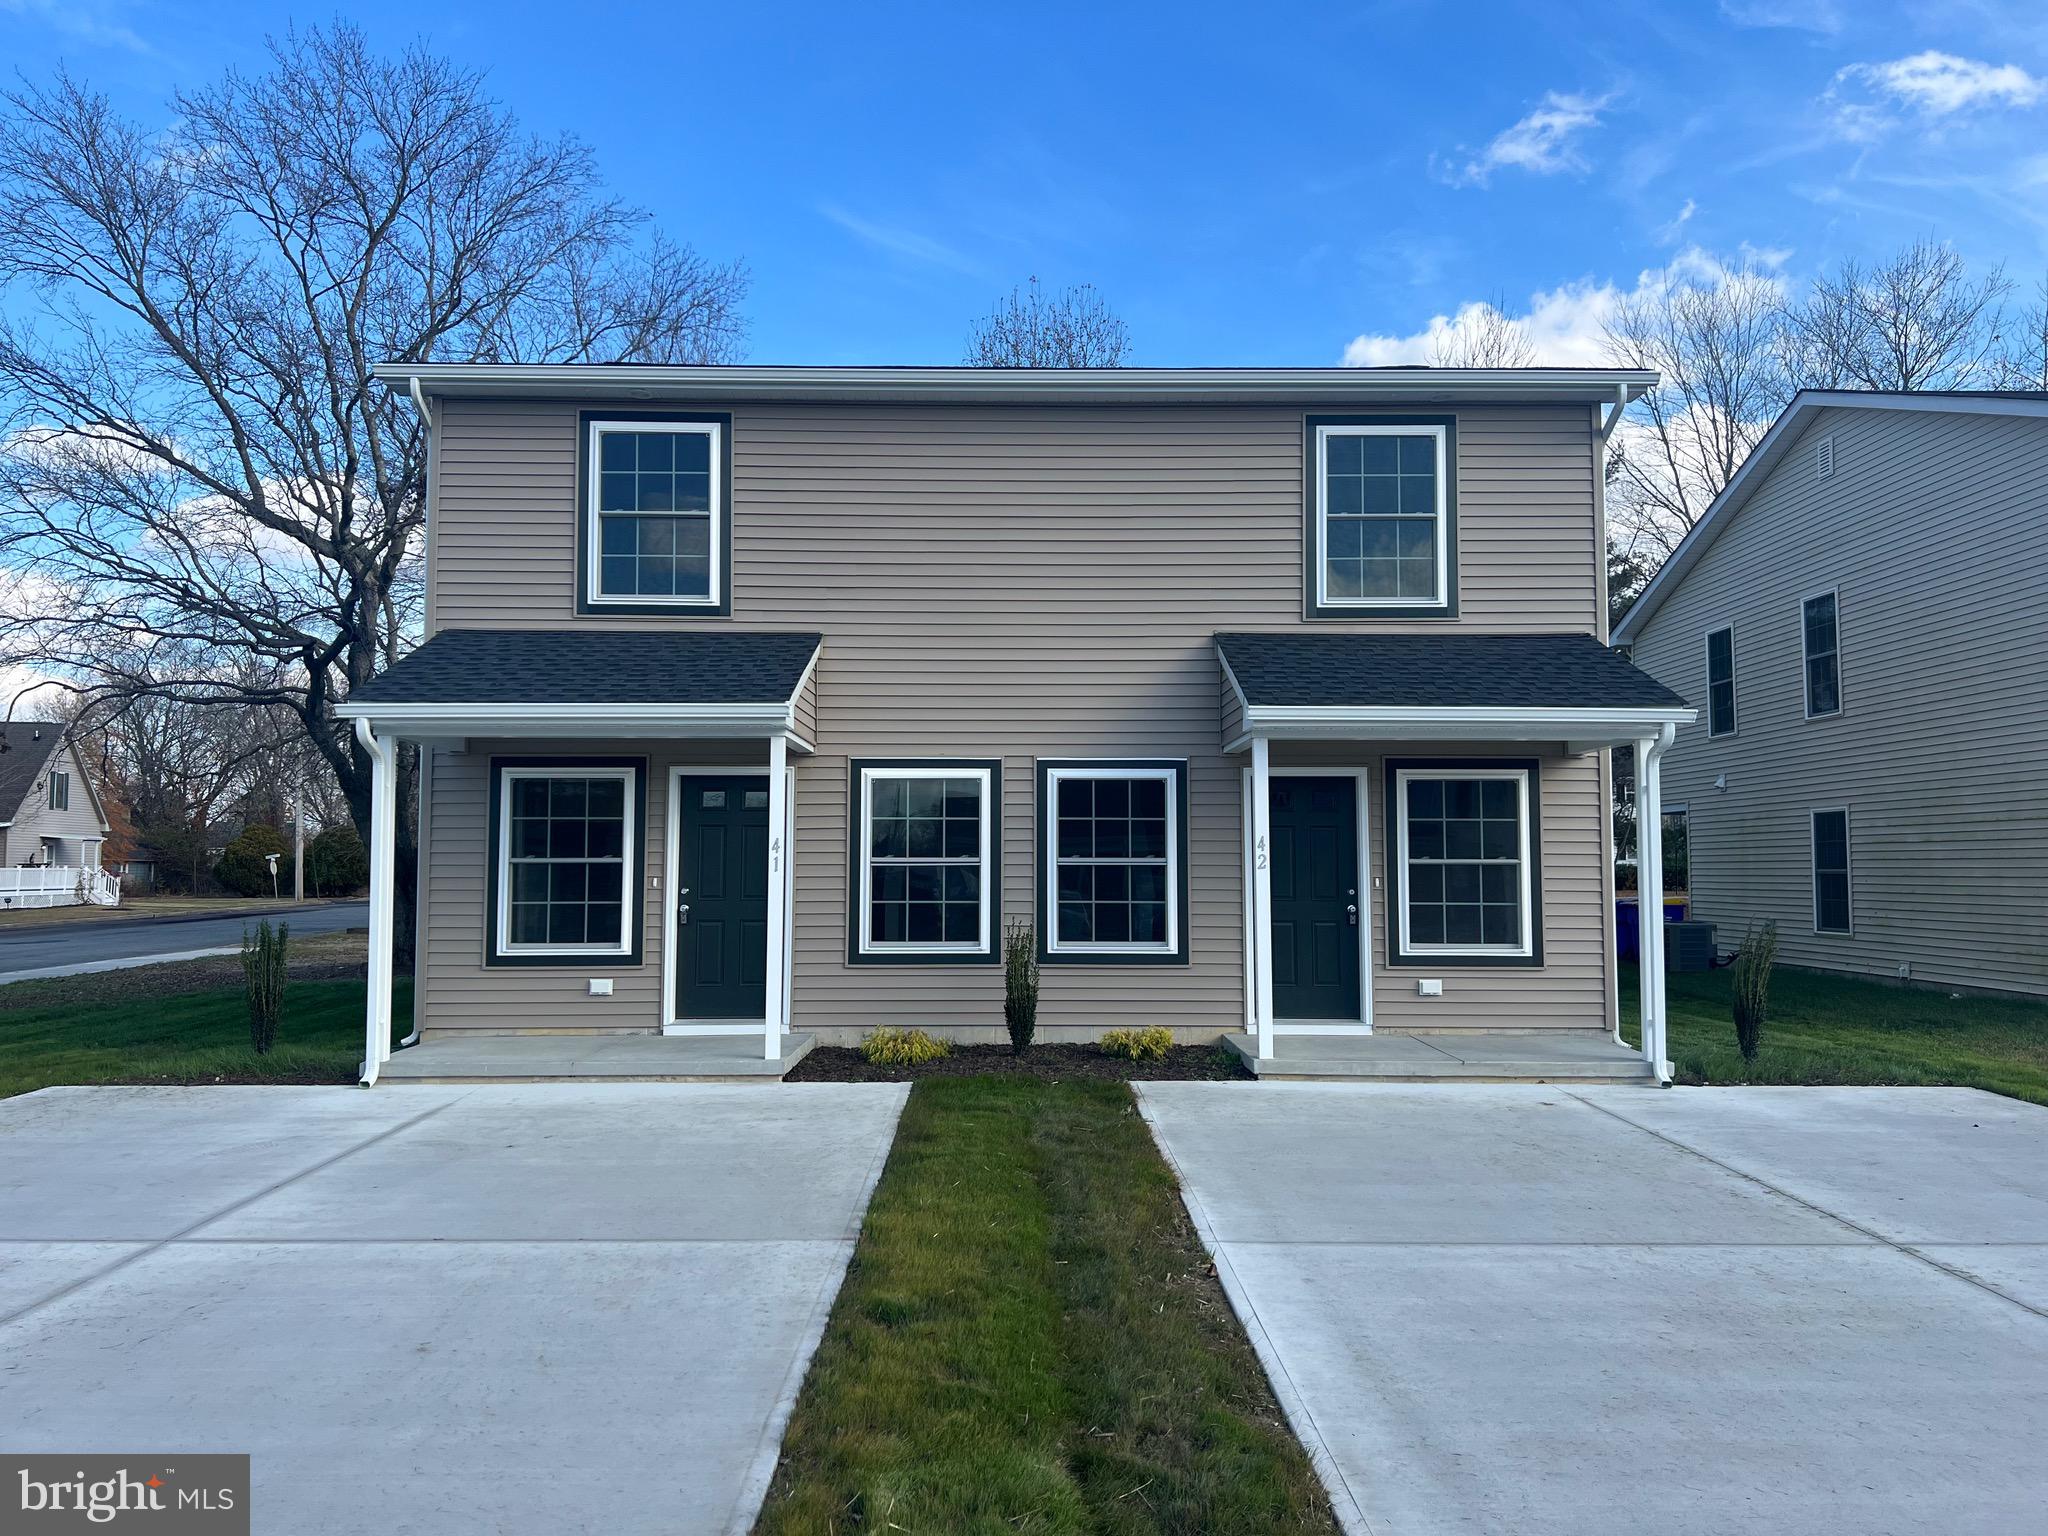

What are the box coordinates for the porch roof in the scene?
[1216,631,1693,749]
[337,628,821,742]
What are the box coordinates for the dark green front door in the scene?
[675,775,770,1019]
[1270,776,1361,1020]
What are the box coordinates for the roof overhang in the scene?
[375,363,1659,409]
[334,699,812,749]
[1613,389,2048,644]
[1228,703,1695,754]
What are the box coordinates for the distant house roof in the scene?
[1612,389,2048,645]
[0,720,66,825]
[346,629,823,707]
[1216,632,1691,713]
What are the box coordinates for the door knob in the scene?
[678,903,690,925]
[1346,904,1358,925]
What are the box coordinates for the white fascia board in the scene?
[1241,703,1696,745]
[335,700,797,739]
[1614,390,2048,645]
[375,363,1659,408]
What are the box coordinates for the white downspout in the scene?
[356,717,398,1086]
[1636,723,1678,1084]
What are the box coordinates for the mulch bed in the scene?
[787,1041,1249,1082]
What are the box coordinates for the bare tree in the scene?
[1429,300,1538,368]
[0,26,747,965]
[1993,272,2048,392]
[1601,259,1789,558]
[1781,238,2011,392]
[965,278,1131,367]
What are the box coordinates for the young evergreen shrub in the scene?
[1731,920,1778,1063]
[1004,919,1040,1055]
[1098,1026,1174,1062]
[860,1026,951,1067]
[241,918,289,1054]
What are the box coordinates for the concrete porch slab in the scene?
[1223,1030,1656,1082]
[376,1031,815,1083]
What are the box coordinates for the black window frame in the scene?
[1705,625,1737,738]
[483,755,648,968]
[1304,413,1460,621]
[1383,757,1544,968]
[575,410,734,617]
[1801,590,1842,719]
[845,758,1003,966]
[1034,758,1191,967]
[1811,806,1852,935]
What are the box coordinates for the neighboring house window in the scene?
[849,761,999,962]
[583,416,728,612]
[1705,626,1736,737]
[1308,417,1457,618]
[1811,808,1852,935]
[1388,762,1541,965]
[47,770,69,811]
[1038,760,1189,963]
[490,760,643,963]
[1802,591,1841,718]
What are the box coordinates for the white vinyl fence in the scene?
[0,866,121,910]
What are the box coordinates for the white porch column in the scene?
[763,733,789,1061]
[1250,736,1276,1060]
[355,719,398,1086]
[1635,726,1675,1083]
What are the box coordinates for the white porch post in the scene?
[1635,726,1675,1083]
[356,719,398,1086]
[763,733,789,1061]
[1250,735,1276,1060]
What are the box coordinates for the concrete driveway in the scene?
[0,1082,907,1535]
[1138,1083,2048,1536]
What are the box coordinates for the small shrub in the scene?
[307,824,369,895]
[1099,1026,1174,1062]
[1003,919,1040,1055]
[214,825,292,896]
[241,919,289,1054]
[860,1027,951,1067]
[1731,920,1778,1063]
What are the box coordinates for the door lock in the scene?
[1346,904,1358,925]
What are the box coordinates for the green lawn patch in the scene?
[1623,962,2048,1107]
[0,978,411,1099]
[755,1077,1336,1536]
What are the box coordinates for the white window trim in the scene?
[1315,422,1449,612]
[856,764,994,957]
[1810,805,1853,936]
[494,764,638,958]
[1704,623,1737,739]
[584,418,723,609]
[1801,587,1842,720]
[48,770,69,811]
[1393,766,1534,960]
[1044,762,1181,957]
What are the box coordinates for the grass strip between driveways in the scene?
[1623,961,2048,1107]
[755,1077,1336,1536]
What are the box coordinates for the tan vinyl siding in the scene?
[419,397,1610,1035]
[1629,404,2048,996]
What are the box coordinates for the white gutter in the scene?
[1232,703,1695,747]
[334,699,803,739]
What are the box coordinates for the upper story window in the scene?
[581,415,730,615]
[1705,626,1736,737]
[1307,416,1458,619]
[47,770,69,811]
[1802,591,1841,719]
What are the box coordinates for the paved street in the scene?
[0,901,369,982]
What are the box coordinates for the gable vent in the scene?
[1817,434,1835,479]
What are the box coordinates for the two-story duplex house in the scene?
[1614,389,2048,997]
[338,366,1694,1083]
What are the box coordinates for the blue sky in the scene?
[3,0,2047,365]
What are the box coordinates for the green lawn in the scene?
[756,1077,1336,1536]
[0,978,410,1099]
[1623,962,2048,1107]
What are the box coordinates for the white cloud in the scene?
[1442,92,1613,187]
[1717,0,1841,32]
[0,0,150,53]
[819,204,979,275]
[1656,198,1698,244]
[1829,52,2043,139]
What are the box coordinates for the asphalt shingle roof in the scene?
[0,721,65,823]
[1215,631,1691,711]
[348,630,823,706]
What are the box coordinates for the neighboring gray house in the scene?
[338,365,1695,1083]
[1614,389,2048,997]
[0,720,114,908]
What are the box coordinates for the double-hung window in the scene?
[1390,763,1539,963]
[1039,761,1188,962]
[47,770,69,811]
[1310,417,1456,617]
[851,761,998,961]
[1811,808,1852,934]
[491,761,641,962]
[583,416,727,612]
[1706,626,1737,737]
[1802,591,1841,718]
